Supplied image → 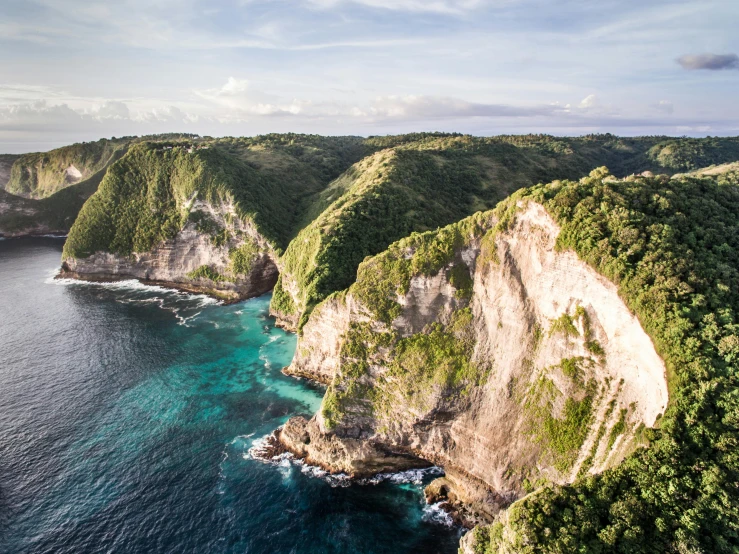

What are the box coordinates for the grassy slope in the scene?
[63,136,367,259]
[0,148,128,236]
[271,134,739,328]
[466,168,739,553]
[6,138,130,199]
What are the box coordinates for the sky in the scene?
[1,0,738,153]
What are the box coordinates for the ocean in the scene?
[0,238,461,554]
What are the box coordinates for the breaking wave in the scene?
[247,433,444,490]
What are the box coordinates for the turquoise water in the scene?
[0,238,461,553]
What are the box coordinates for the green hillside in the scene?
[271,133,739,329]
[49,133,739,323]
[62,136,367,259]
[468,168,739,553]
[6,138,130,199]
[0,169,108,236]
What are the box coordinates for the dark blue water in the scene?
[0,238,462,554]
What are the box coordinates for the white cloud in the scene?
[2,73,738,153]
[652,100,674,114]
[194,78,304,116]
[367,95,560,120]
[307,0,493,15]
[93,101,131,120]
[578,94,598,109]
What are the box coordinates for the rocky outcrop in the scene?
[278,416,431,476]
[277,201,668,524]
[61,200,278,301]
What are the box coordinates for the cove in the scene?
[0,237,461,554]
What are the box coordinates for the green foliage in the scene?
[63,142,309,259]
[351,212,488,324]
[449,263,474,299]
[480,169,739,553]
[228,242,258,276]
[646,138,739,171]
[278,129,702,326]
[189,210,220,235]
[391,317,484,391]
[273,148,495,326]
[6,138,129,199]
[187,265,223,282]
[61,134,374,259]
[270,275,297,316]
[549,312,579,338]
[559,357,586,383]
[525,364,596,472]
[324,307,486,429]
[607,408,628,450]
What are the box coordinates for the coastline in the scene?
[0,231,68,239]
[54,269,249,304]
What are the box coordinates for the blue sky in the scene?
[1,0,738,152]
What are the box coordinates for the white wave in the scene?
[357,466,444,486]
[218,433,258,493]
[296,458,351,487]
[258,352,274,370]
[247,433,446,491]
[422,502,455,527]
[246,433,274,460]
[176,311,202,327]
[44,270,221,305]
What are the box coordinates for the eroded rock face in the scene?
[61,200,278,301]
[279,202,668,519]
[279,416,430,476]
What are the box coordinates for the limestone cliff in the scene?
[278,199,668,524]
[60,143,292,300]
[61,199,278,301]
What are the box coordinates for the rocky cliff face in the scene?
[278,201,668,524]
[61,199,278,301]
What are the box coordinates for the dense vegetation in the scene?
[0,162,119,235]
[320,214,490,428]
[60,135,375,258]
[273,148,504,328]
[469,168,739,553]
[12,132,739,550]
[65,144,265,258]
[270,134,739,328]
[6,138,129,199]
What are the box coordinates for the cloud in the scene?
[578,94,598,109]
[652,100,674,115]
[366,95,560,120]
[2,78,739,154]
[93,101,131,119]
[195,78,303,116]
[676,53,739,70]
[307,0,492,15]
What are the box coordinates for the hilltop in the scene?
[276,167,739,553]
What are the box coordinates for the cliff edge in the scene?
[278,167,739,553]
[280,198,668,516]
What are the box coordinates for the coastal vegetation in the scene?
[6,138,130,199]
[269,134,739,328]
[470,168,739,553]
[9,131,739,552]
[286,164,739,553]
